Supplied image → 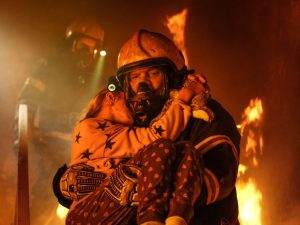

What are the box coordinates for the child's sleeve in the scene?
[103,98,192,158]
[69,119,108,166]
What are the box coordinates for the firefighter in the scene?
[15,19,105,225]
[53,29,240,225]
[116,29,241,225]
[63,72,212,225]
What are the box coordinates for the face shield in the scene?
[120,65,171,127]
[71,37,101,72]
[65,20,105,74]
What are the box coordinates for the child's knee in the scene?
[152,138,174,147]
[145,138,176,160]
[175,141,196,156]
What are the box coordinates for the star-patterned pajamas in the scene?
[69,98,191,176]
[66,139,202,225]
[66,98,203,224]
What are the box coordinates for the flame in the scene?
[237,176,262,225]
[238,98,264,167]
[165,8,189,67]
[56,204,69,219]
[239,98,263,135]
[237,163,247,177]
[237,98,264,225]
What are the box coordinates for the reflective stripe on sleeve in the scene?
[195,135,239,164]
[195,135,239,204]
[203,168,220,204]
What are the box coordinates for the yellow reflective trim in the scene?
[203,174,212,204]
[195,135,239,164]
[194,134,228,149]
[204,168,220,204]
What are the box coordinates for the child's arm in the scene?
[70,97,191,163]
[70,77,210,163]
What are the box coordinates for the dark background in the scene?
[0,0,299,224]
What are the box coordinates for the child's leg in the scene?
[66,139,202,225]
[126,138,178,225]
[167,141,203,224]
[67,138,177,225]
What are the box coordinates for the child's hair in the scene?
[80,88,121,121]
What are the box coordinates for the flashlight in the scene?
[100,50,107,56]
[107,76,122,92]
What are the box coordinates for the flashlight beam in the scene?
[89,55,105,96]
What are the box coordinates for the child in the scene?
[65,73,212,225]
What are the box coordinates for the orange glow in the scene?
[237,98,264,225]
[237,176,262,225]
[239,98,263,135]
[165,8,189,67]
[237,163,247,176]
[239,98,264,167]
[56,204,69,220]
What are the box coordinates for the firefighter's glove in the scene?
[104,163,141,206]
[60,163,106,200]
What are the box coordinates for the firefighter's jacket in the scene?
[17,55,95,141]
[179,98,241,225]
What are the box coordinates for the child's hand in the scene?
[184,74,215,122]
[186,74,210,96]
[178,74,210,103]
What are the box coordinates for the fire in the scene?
[239,98,263,135]
[239,98,264,167]
[237,98,264,225]
[165,8,189,67]
[237,176,262,225]
[56,204,68,220]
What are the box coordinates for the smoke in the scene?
[0,3,64,224]
[284,204,300,225]
[0,1,299,225]
[0,25,39,225]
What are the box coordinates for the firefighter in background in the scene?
[15,19,105,225]
[115,29,241,225]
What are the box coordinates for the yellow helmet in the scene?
[66,19,104,48]
[117,29,186,77]
[64,19,105,71]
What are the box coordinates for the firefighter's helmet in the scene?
[66,19,104,48]
[117,30,191,126]
[65,19,105,71]
[117,29,187,80]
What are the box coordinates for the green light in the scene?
[108,84,116,92]
[89,55,105,97]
